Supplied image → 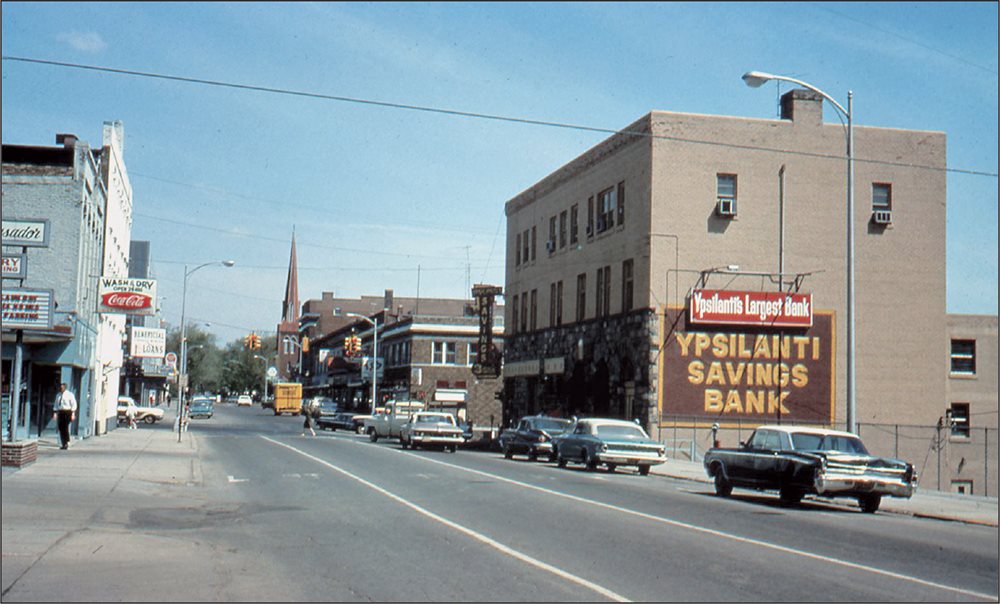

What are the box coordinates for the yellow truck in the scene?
[273,383,303,416]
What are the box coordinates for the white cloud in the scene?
[56,31,107,53]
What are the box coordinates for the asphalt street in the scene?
[3,404,998,602]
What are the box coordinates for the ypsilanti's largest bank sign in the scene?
[660,290,834,425]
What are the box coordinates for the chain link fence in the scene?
[658,416,997,498]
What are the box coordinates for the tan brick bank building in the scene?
[502,90,996,494]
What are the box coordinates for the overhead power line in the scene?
[3,55,996,179]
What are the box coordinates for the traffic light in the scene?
[352,335,362,354]
[252,333,262,350]
[343,336,352,356]
[301,335,309,353]
[243,334,253,349]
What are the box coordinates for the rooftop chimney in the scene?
[55,133,78,148]
[384,289,394,312]
[780,89,823,127]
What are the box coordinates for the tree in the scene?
[164,324,223,395]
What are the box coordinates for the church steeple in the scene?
[281,233,300,323]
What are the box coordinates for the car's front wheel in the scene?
[144,416,157,424]
[503,446,513,459]
[557,454,568,468]
[858,494,881,513]
[448,445,457,453]
[714,470,733,497]
[583,450,598,472]
[638,465,650,476]
[779,487,803,506]
[368,428,379,443]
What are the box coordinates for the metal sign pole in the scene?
[8,330,24,442]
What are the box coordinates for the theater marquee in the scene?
[659,305,835,425]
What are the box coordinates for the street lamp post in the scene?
[742,70,856,434]
[347,313,379,415]
[253,354,273,402]
[178,260,234,442]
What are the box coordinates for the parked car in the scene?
[399,412,464,452]
[317,411,357,432]
[188,398,214,419]
[703,425,917,513]
[117,396,165,424]
[502,415,573,461]
[237,395,253,407]
[554,418,666,475]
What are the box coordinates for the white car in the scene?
[237,395,253,407]
[117,396,165,424]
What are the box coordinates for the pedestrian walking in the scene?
[53,383,77,450]
[301,402,317,437]
[126,402,138,430]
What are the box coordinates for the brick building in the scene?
[503,89,950,440]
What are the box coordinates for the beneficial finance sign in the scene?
[661,306,834,424]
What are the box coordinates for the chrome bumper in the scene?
[596,452,667,466]
[412,434,464,444]
[814,471,916,498]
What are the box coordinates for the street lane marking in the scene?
[364,442,997,601]
[227,475,248,483]
[260,435,629,602]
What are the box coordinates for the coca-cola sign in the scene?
[98,277,157,315]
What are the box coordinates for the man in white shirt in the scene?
[53,383,77,449]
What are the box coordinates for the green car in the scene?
[553,418,666,475]
[188,398,214,419]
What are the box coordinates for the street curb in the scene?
[650,468,999,527]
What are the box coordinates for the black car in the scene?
[318,410,357,432]
[501,415,573,461]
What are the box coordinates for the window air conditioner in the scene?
[716,199,736,217]
[546,239,556,253]
[873,210,892,225]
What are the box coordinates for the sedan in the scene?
[703,425,916,513]
[117,396,165,424]
[399,412,464,452]
[502,415,572,461]
[554,418,666,475]
[317,411,357,432]
[237,395,253,407]
[188,399,214,419]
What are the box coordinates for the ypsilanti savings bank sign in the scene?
[660,289,834,425]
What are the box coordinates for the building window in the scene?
[548,216,557,253]
[556,280,564,326]
[617,181,625,226]
[523,229,530,263]
[549,282,557,327]
[587,196,594,238]
[432,341,457,365]
[950,339,976,374]
[597,187,616,233]
[949,403,970,438]
[559,210,568,249]
[570,204,579,244]
[511,294,519,335]
[622,259,634,312]
[467,342,478,366]
[717,174,737,215]
[873,183,892,211]
[951,480,974,496]
[520,293,528,333]
[576,273,587,322]
[595,265,611,317]
[529,289,537,331]
[515,232,522,266]
[530,226,537,261]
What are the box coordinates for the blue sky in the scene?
[3,2,997,345]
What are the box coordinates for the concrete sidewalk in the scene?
[1,421,205,598]
[650,457,999,526]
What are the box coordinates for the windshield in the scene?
[532,419,571,433]
[416,414,454,425]
[192,398,213,405]
[791,432,869,455]
[594,424,647,439]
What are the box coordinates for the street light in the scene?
[253,354,272,402]
[346,312,379,415]
[178,260,235,441]
[743,70,856,434]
